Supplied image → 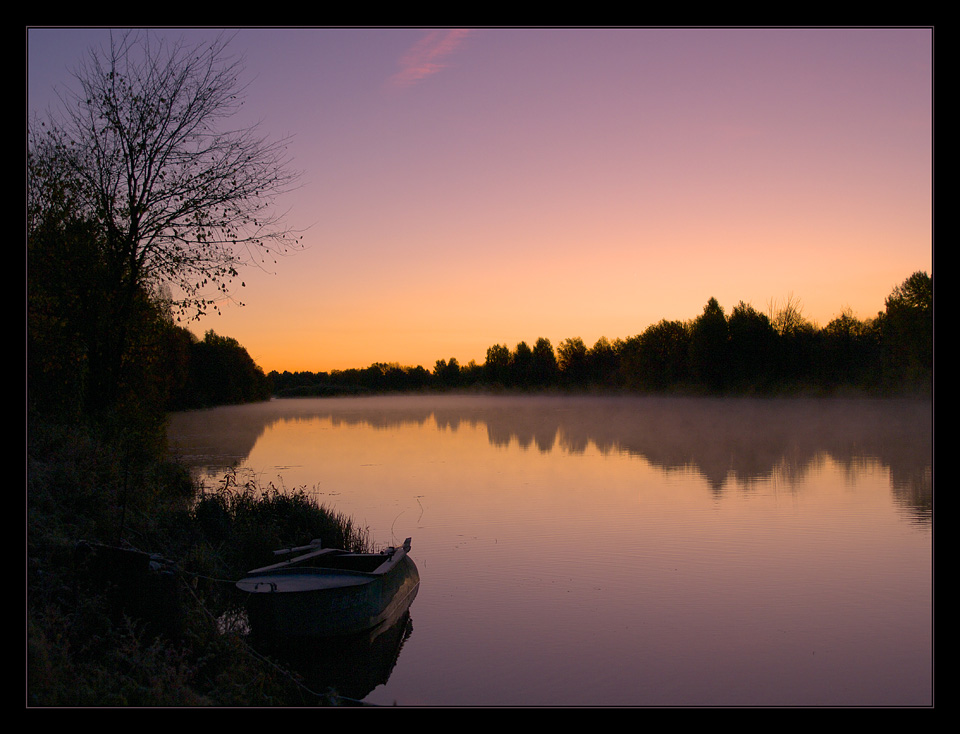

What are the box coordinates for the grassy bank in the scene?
[27,419,371,706]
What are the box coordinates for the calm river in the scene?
[167,394,932,707]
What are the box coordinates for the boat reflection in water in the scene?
[235,538,420,703]
[257,600,417,704]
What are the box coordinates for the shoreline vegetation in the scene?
[27,273,932,707]
[27,441,374,706]
[26,31,931,707]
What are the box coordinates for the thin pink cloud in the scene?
[390,29,472,87]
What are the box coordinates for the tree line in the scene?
[270,271,932,398]
[24,28,933,707]
[27,30,932,436]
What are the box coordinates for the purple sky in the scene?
[28,28,933,372]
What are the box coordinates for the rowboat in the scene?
[236,538,419,639]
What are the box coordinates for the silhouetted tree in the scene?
[255,274,929,399]
[768,294,808,337]
[588,336,619,386]
[404,365,432,390]
[29,30,300,419]
[183,330,271,407]
[27,134,193,423]
[378,363,407,391]
[484,344,511,386]
[510,341,534,387]
[727,301,776,390]
[123,300,194,415]
[818,308,880,388]
[557,337,589,387]
[268,370,331,396]
[768,294,817,386]
[629,320,689,390]
[881,271,932,390]
[530,338,558,388]
[28,144,108,420]
[460,360,484,386]
[365,363,432,392]
[688,298,729,390]
[434,358,462,389]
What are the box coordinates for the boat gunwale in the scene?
[237,547,411,593]
[243,564,382,581]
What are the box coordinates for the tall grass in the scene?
[192,472,372,585]
[27,420,371,706]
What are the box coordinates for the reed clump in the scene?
[191,472,372,590]
[27,420,369,706]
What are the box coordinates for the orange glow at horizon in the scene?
[29,28,932,375]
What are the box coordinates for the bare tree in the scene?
[40,30,302,319]
[767,293,811,336]
[29,30,302,416]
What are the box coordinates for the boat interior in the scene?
[306,552,393,573]
[247,539,411,577]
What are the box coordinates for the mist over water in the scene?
[169,394,932,706]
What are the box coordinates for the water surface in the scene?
[168,394,932,706]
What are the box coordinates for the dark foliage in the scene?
[268,272,931,398]
[172,330,272,409]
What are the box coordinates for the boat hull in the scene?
[238,554,420,639]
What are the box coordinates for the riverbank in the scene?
[26,419,370,706]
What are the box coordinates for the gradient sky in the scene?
[27,27,933,373]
